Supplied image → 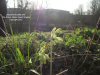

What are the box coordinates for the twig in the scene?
[96,17,100,30]
[56,69,68,75]
[54,54,99,60]
[0,14,7,36]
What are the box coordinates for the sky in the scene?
[7,0,91,12]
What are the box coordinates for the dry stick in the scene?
[40,64,43,75]
[53,54,99,60]
[77,54,88,70]
[96,17,100,30]
[97,35,100,43]
[72,54,84,71]
[50,43,53,75]
[0,14,7,36]
[43,1,53,74]
[85,17,100,51]
[95,17,100,44]
[91,17,100,42]
[0,27,6,36]
[56,69,68,75]
[2,16,8,34]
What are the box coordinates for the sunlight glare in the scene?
[8,0,91,12]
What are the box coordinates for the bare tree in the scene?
[90,0,100,15]
[17,0,29,14]
[17,0,29,9]
[74,5,85,15]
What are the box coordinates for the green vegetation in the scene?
[0,27,100,75]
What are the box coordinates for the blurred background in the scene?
[5,0,100,33]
